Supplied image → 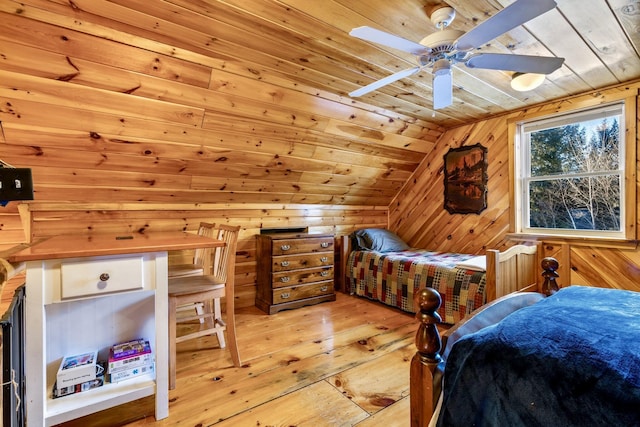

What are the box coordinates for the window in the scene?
[514,102,630,239]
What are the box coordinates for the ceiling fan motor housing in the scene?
[418,29,465,65]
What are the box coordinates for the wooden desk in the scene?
[8,232,224,426]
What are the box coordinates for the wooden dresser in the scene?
[256,233,336,314]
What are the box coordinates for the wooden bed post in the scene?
[410,287,442,427]
[339,235,352,294]
[541,257,560,296]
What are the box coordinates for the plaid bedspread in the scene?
[347,249,486,324]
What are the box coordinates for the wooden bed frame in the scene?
[338,235,543,302]
[409,257,560,427]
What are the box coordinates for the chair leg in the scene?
[195,302,204,323]
[225,295,241,368]
[213,297,226,348]
[168,296,178,390]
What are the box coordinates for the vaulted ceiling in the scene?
[1,0,639,206]
[157,0,640,127]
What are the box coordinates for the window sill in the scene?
[506,233,639,250]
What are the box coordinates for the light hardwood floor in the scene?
[56,292,435,427]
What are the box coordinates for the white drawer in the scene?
[60,255,145,299]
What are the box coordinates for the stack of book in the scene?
[53,351,105,398]
[108,338,155,383]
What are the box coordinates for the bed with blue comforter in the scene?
[436,285,640,426]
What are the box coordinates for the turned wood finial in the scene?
[541,256,560,296]
[410,287,443,427]
[414,287,443,362]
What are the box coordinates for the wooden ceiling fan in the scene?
[348,0,565,109]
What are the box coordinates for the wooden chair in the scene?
[168,222,216,279]
[168,222,216,321]
[167,224,241,390]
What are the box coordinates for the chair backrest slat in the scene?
[211,224,240,283]
[193,222,216,274]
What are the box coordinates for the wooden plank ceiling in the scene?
[0,0,639,206]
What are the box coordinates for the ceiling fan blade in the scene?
[349,26,431,56]
[433,68,453,110]
[455,0,558,51]
[349,66,421,97]
[466,53,564,74]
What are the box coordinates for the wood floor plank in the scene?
[213,380,370,426]
[355,396,411,427]
[327,343,414,414]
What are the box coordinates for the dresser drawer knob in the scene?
[99,273,110,282]
[280,276,290,283]
[320,242,329,248]
[320,286,328,292]
[281,292,290,299]
[320,270,329,277]
[320,257,328,262]
[280,261,290,267]
[280,244,291,251]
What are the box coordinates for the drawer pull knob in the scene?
[281,292,290,299]
[281,244,291,251]
[320,257,328,262]
[280,261,290,267]
[280,276,290,283]
[320,286,328,292]
[321,242,329,248]
[320,271,329,277]
[99,273,110,281]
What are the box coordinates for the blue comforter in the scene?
[437,286,640,427]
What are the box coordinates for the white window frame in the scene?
[511,98,636,241]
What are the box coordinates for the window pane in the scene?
[518,102,626,237]
[529,116,621,177]
[528,176,621,231]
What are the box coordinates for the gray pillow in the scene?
[351,228,410,252]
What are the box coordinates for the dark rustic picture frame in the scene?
[443,143,488,214]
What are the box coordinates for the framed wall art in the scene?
[443,143,488,214]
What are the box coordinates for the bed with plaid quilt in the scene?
[347,249,486,324]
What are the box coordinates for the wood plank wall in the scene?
[390,81,640,294]
[1,203,388,308]
[0,2,442,210]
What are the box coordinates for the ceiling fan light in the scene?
[511,72,545,91]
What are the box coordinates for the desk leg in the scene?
[25,261,46,427]
[154,253,169,420]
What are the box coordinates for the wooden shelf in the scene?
[46,376,155,425]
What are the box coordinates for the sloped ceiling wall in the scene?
[0,3,444,208]
[390,81,640,293]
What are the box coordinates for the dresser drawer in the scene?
[271,252,333,272]
[271,237,334,256]
[272,280,334,304]
[60,255,145,299]
[272,266,334,289]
